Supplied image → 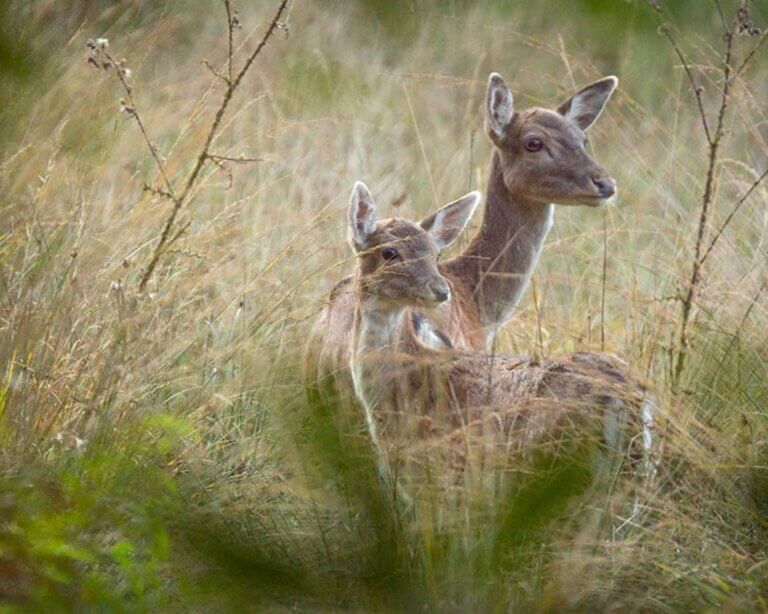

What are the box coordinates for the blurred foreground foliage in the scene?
[0,395,602,609]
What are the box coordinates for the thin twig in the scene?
[202,58,228,83]
[142,183,174,200]
[660,26,712,145]
[208,156,234,188]
[103,50,177,201]
[225,0,234,84]
[138,0,289,291]
[207,153,264,164]
[734,28,768,77]
[700,167,768,265]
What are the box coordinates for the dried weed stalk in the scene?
[654,0,766,387]
[87,0,289,292]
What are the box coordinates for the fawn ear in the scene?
[420,191,480,250]
[556,76,618,131]
[486,72,514,144]
[348,181,377,250]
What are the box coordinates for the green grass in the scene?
[0,0,767,609]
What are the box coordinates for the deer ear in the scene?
[556,76,618,131]
[348,181,377,250]
[486,73,514,143]
[420,191,480,250]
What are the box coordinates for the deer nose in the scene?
[428,280,451,304]
[592,176,616,198]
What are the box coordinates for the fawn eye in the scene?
[381,247,399,261]
[523,138,543,152]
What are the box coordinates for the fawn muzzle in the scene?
[427,278,451,304]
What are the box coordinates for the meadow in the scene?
[0,0,767,609]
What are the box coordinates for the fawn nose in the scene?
[428,280,451,304]
[592,176,616,199]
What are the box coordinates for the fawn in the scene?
[347,181,656,494]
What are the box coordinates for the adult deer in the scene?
[306,73,619,393]
[345,182,655,496]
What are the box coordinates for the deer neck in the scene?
[445,150,554,335]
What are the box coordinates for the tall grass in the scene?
[0,0,766,609]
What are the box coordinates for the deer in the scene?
[345,181,657,504]
[306,72,621,401]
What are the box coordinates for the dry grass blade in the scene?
[699,166,768,266]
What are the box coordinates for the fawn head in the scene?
[486,72,618,206]
[348,182,479,308]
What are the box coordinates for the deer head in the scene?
[486,73,618,206]
[348,182,479,308]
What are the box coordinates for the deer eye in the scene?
[523,137,543,152]
[381,247,399,261]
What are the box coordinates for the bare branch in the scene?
[138,0,289,291]
[673,17,736,386]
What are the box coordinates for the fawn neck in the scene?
[350,282,410,431]
[445,150,553,334]
[352,293,407,358]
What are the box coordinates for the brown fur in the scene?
[358,322,649,471]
